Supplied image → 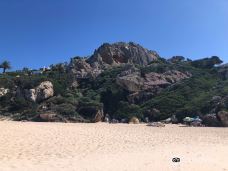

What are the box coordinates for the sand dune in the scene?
[0,121,227,171]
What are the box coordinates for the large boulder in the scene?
[202,114,221,127]
[23,81,54,102]
[0,88,9,97]
[36,81,54,102]
[217,111,228,127]
[88,42,159,67]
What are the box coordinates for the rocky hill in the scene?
[88,42,159,67]
[0,42,228,126]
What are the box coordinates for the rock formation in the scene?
[68,57,102,79]
[117,69,191,93]
[17,81,54,102]
[67,42,160,80]
[88,42,159,67]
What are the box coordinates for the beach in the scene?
[0,121,227,171]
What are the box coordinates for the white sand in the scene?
[0,121,228,171]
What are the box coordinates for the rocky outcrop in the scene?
[17,81,54,102]
[88,42,159,67]
[117,69,191,93]
[68,42,160,80]
[68,57,92,78]
[67,42,160,81]
[68,57,102,79]
[217,111,228,127]
[35,81,54,102]
[0,88,9,97]
[143,70,191,88]
[116,71,144,92]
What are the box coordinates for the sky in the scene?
[0,0,227,70]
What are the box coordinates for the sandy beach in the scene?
[0,121,227,171]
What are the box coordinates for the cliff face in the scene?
[87,42,159,68]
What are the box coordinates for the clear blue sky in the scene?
[0,0,227,70]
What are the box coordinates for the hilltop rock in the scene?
[67,42,160,80]
[88,42,159,67]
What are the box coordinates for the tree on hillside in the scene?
[0,60,11,73]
